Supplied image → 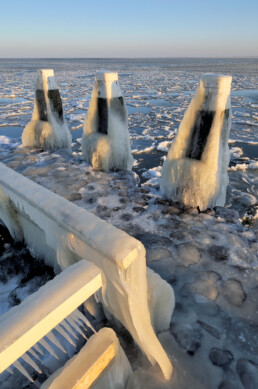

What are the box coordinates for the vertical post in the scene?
[82,72,133,171]
[22,69,71,149]
[161,74,232,210]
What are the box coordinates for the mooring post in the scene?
[82,71,133,171]
[22,69,71,150]
[161,74,232,210]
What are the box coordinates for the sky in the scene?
[0,0,258,58]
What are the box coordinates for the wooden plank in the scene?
[73,343,115,389]
[41,329,118,389]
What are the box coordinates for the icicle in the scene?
[67,315,87,339]
[39,338,59,360]
[70,310,88,332]
[95,293,100,303]
[6,366,13,375]
[55,324,76,347]
[70,309,83,325]
[74,309,96,334]
[27,348,42,362]
[61,318,79,340]
[32,344,45,356]
[46,332,67,354]
[13,360,34,382]
[21,353,42,374]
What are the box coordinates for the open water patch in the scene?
[0,126,23,138]
[0,97,27,104]
[232,89,258,103]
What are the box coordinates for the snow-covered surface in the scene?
[82,72,133,171]
[0,58,257,389]
[161,74,232,210]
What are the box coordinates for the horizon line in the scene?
[0,56,258,60]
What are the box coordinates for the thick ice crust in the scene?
[161,74,232,210]
[22,120,71,149]
[82,132,133,171]
[147,268,175,333]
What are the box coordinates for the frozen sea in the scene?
[0,58,257,217]
[0,58,257,388]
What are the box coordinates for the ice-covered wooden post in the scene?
[22,69,71,149]
[161,74,232,210]
[82,71,133,171]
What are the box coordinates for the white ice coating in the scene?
[36,69,58,91]
[96,71,121,99]
[22,69,72,150]
[41,328,132,389]
[147,268,175,333]
[0,163,173,379]
[82,71,133,171]
[161,74,232,210]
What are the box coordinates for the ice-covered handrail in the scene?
[0,162,173,379]
[0,260,102,376]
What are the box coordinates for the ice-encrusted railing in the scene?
[0,162,173,379]
[0,260,131,388]
[0,261,101,380]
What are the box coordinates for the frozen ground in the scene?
[0,58,257,388]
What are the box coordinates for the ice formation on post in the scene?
[22,69,71,149]
[82,72,133,171]
[147,268,175,333]
[161,74,232,210]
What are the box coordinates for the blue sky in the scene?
[1,0,257,58]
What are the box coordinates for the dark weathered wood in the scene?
[35,90,47,121]
[97,97,127,135]
[48,89,64,121]
[97,98,108,134]
[186,110,215,160]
